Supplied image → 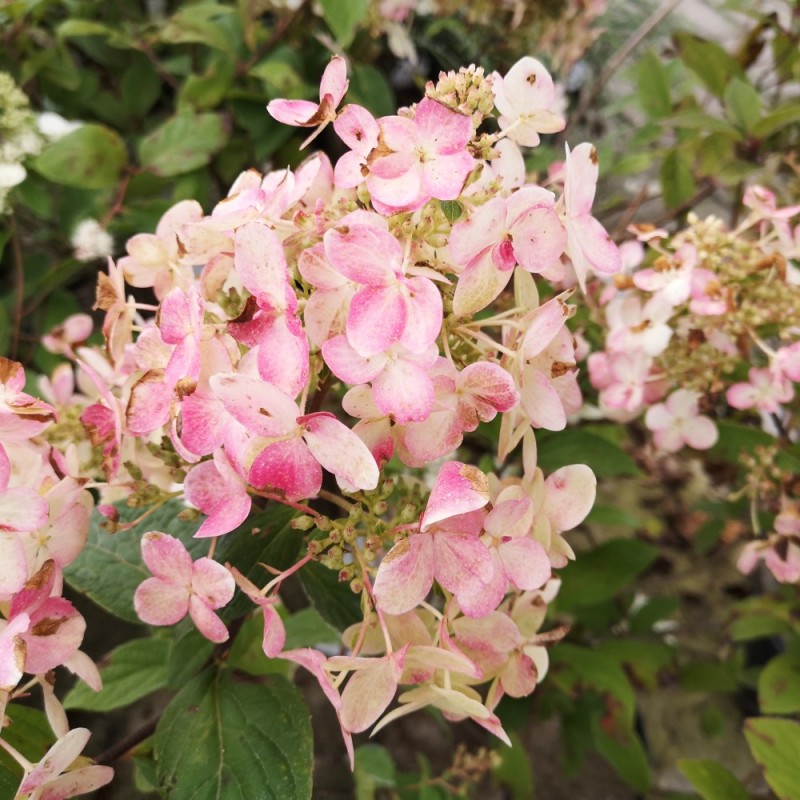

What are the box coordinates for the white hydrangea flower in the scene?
[71,219,114,262]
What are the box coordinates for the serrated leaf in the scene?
[139,113,227,177]
[744,717,800,800]
[557,539,658,611]
[33,124,127,189]
[63,637,171,711]
[536,429,640,477]
[673,32,744,97]
[724,78,762,132]
[319,0,369,47]
[155,669,312,800]
[759,654,800,715]
[679,758,751,800]
[299,560,362,630]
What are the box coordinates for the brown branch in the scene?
[95,714,159,765]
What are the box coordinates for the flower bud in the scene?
[292,515,316,531]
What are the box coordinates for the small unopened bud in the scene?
[365,535,383,552]
[177,508,200,522]
[315,516,332,532]
[329,529,341,543]
[400,503,418,522]
[342,525,357,543]
[338,566,354,582]
[350,579,364,594]
[373,501,389,516]
[292,515,315,531]
[307,540,322,556]
[348,504,363,522]
[379,479,394,499]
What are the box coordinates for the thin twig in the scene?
[95,715,159,765]
[573,0,685,126]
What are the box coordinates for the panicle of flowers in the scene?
[1,53,620,771]
[586,188,800,585]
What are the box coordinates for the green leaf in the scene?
[679,758,751,800]
[63,637,170,711]
[283,608,340,650]
[33,124,127,189]
[636,50,672,118]
[355,744,396,800]
[492,733,534,799]
[319,0,369,47]
[673,32,744,97]
[660,148,696,209]
[439,200,463,224]
[536,429,640,477]
[709,421,773,464]
[753,102,800,138]
[155,669,312,800]
[724,77,762,132]
[594,725,650,794]
[759,654,800,715]
[166,628,215,688]
[139,113,227,177]
[180,54,235,110]
[744,717,800,800]
[663,111,742,137]
[680,661,739,693]
[557,539,658,611]
[0,705,54,790]
[349,64,395,117]
[157,3,238,54]
[300,560,362,630]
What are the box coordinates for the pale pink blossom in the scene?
[644,389,718,452]
[134,532,235,643]
[727,367,794,413]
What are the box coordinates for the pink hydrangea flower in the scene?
[727,367,794,414]
[644,389,718,452]
[134,532,235,643]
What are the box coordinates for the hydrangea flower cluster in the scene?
[586,187,800,585]
[1,55,620,777]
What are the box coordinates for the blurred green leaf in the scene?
[158,3,239,54]
[679,758,750,800]
[319,0,369,48]
[558,539,658,610]
[660,148,696,208]
[283,607,340,650]
[759,654,800,715]
[753,101,800,138]
[139,112,227,176]
[349,63,395,117]
[493,733,534,799]
[636,50,672,118]
[724,77,762,132]
[744,717,800,800]
[300,560,362,630]
[355,744,396,800]
[536,429,640,477]
[594,725,650,794]
[33,124,127,189]
[673,32,744,97]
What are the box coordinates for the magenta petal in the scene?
[249,438,322,501]
[421,461,490,531]
[134,578,190,626]
[179,390,227,456]
[301,414,379,491]
[255,314,310,398]
[188,596,229,643]
[373,534,434,615]
[372,358,434,424]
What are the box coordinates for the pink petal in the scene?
[188,595,230,643]
[727,382,758,410]
[134,578,190,626]
[235,222,290,310]
[499,537,551,590]
[511,206,567,273]
[544,465,596,531]
[0,535,27,600]
[324,225,400,285]
[0,611,29,689]
[34,764,114,800]
[297,243,346,290]
[496,57,555,117]
[422,151,475,201]
[184,460,251,538]
[415,98,472,153]
[521,296,571,359]
[333,104,379,153]
[459,362,520,419]
[249,438,322,501]
[340,654,404,733]
[373,534,434,615]
[322,335,386,384]
[300,413,380,491]
[432,531,494,606]
[449,198,506,266]
[304,285,355,348]
[141,532,193,584]
[126,371,171,436]
[0,488,48,532]
[267,98,320,126]
[565,143,598,216]
[399,277,443,353]
[501,651,538,698]
[210,373,298,435]
[191,557,235,609]
[320,55,349,105]
[18,728,92,794]
[521,367,567,430]
[683,415,718,450]
[347,284,407,356]
[255,314,309,398]
[366,160,423,208]
[179,390,227,456]
[421,461,490,531]
[372,357,434,424]
[261,604,286,657]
